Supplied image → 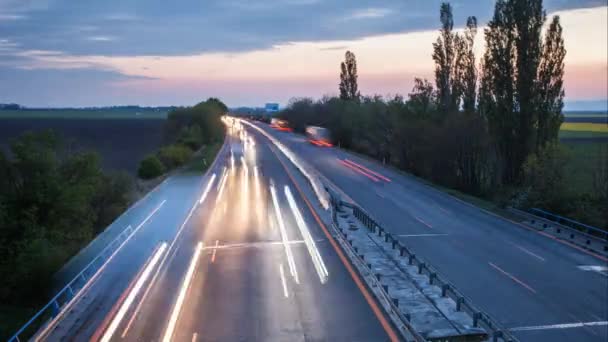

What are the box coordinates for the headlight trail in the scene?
[100,242,168,342]
[162,242,203,342]
[284,185,329,283]
[199,173,217,204]
[270,184,299,284]
[215,171,228,204]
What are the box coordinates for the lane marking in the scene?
[338,159,379,182]
[270,184,300,284]
[272,148,400,342]
[511,321,608,331]
[162,242,204,342]
[192,332,198,342]
[398,233,448,237]
[36,199,166,341]
[279,263,289,298]
[414,216,433,229]
[437,205,450,215]
[577,265,608,277]
[211,240,219,263]
[489,262,537,294]
[100,243,167,342]
[285,185,329,284]
[511,243,546,262]
[215,171,229,203]
[343,158,392,182]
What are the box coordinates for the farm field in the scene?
[0,118,166,174]
[0,108,168,119]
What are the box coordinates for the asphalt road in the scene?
[251,122,608,342]
[39,122,394,341]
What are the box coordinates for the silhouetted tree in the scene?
[433,2,458,115]
[339,51,360,100]
[536,15,566,151]
[461,16,478,115]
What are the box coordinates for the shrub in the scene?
[157,144,193,169]
[138,155,165,179]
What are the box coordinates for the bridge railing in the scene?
[7,224,136,342]
[528,208,608,241]
[332,193,518,342]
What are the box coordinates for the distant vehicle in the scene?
[306,126,332,146]
[270,118,292,132]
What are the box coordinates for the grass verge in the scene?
[185,142,222,173]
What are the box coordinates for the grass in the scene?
[0,108,168,119]
[0,305,38,340]
[561,141,608,195]
[185,142,223,173]
[560,122,608,133]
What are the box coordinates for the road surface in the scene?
[38,123,396,341]
[250,121,608,342]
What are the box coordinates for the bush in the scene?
[138,155,165,179]
[157,144,193,169]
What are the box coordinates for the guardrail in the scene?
[330,193,517,342]
[528,208,608,242]
[8,223,137,342]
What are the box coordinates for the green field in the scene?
[0,108,168,119]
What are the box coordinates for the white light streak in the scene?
[284,186,328,283]
[270,184,299,284]
[199,173,216,204]
[162,242,203,342]
[101,242,168,342]
[279,263,289,298]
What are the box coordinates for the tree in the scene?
[407,78,436,118]
[432,2,458,115]
[339,51,360,100]
[138,155,165,179]
[461,16,478,115]
[536,15,566,151]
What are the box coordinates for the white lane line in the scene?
[36,199,166,341]
[211,240,219,263]
[279,263,289,298]
[192,332,198,342]
[414,216,433,229]
[489,262,537,294]
[199,173,217,204]
[512,243,545,262]
[285,185,329,284]
[162,242,204,342]
[511,321,608,331]
[101,243,168,342]
[398,233,448,237]
[578,265,608,277]
[270,184,299,284]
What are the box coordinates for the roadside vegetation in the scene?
[137,98,227,179]
[279,0,607,229]
[0,131,133,338]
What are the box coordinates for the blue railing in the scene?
[528,208,608,241]
[8,224,136,342]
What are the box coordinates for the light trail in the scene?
[215,170,229,204]
[100,243,167,342]
[162,242,204,342]
[279,264,289,298]
[285,185,329,284]
[199,173,217,204]
[270,184,299,284]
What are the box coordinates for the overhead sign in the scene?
[265,103,279,112]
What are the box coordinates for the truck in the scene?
[305,126,332,146]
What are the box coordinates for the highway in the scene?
[38,121,396,341]
[250,121,608,342]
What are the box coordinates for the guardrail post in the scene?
[382,284,389,293]
[408,254,416,265]
[417,262,425,274]
[392,240,397,249]
[384,233,390,243]
[429,272,436,285]
[441,284,449,297]
[392,298,399,307]
[473,312,481,327]
[399,247,405,256]
[51,299,60,317]
[456,296,464,311]
[492,330,504,342]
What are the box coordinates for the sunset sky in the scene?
[0,0,606,109]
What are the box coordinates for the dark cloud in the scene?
[0,0,602,57]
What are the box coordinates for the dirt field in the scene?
[0,118,166,174]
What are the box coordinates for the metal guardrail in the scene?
[331,193,517,342]
[528,208,608,242]
[7,223,137,342]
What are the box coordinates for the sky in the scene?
[0,0,606,109]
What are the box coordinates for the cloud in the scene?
[0,14,26,20]
[104,13,138,21]
[87,36,116,42]
[346,8,393,20]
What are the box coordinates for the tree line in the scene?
[280,0,606,228]
[0,131,132,309]
[138,98,227,179]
